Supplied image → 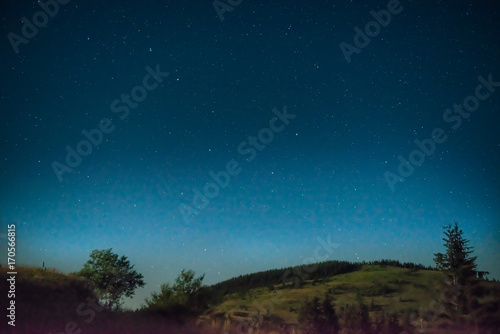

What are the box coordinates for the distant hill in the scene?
[207,259,433,303]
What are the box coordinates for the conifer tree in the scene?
[433,222,477,287]
[299,293,340,334]
[322,293,340,334]
[433,222,480,329]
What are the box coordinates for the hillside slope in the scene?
[0,266,98,333]
[0,266,194,334]
[206,264,500,332]
[2,264,499,333]
[209,265,443,323]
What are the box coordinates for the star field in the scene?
[1,0,499,309]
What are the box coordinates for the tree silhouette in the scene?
[374,312,404,334]
[145,269,208,316]
[322,293,340,334]
[433,222,477,287]
[299,296,323,334]
[431,222,500,331]
[341,301,372,334]
[299,293,340,334]
[78,248,145,311]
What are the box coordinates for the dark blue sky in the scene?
[1,0,499,309]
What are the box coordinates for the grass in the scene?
[2,264,499,333]
[211,264,446,324]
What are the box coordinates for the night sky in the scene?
[1,0,499,309]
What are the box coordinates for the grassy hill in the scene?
[210,265,444,324]
[203,264,500,333]
[2,264,499,333]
